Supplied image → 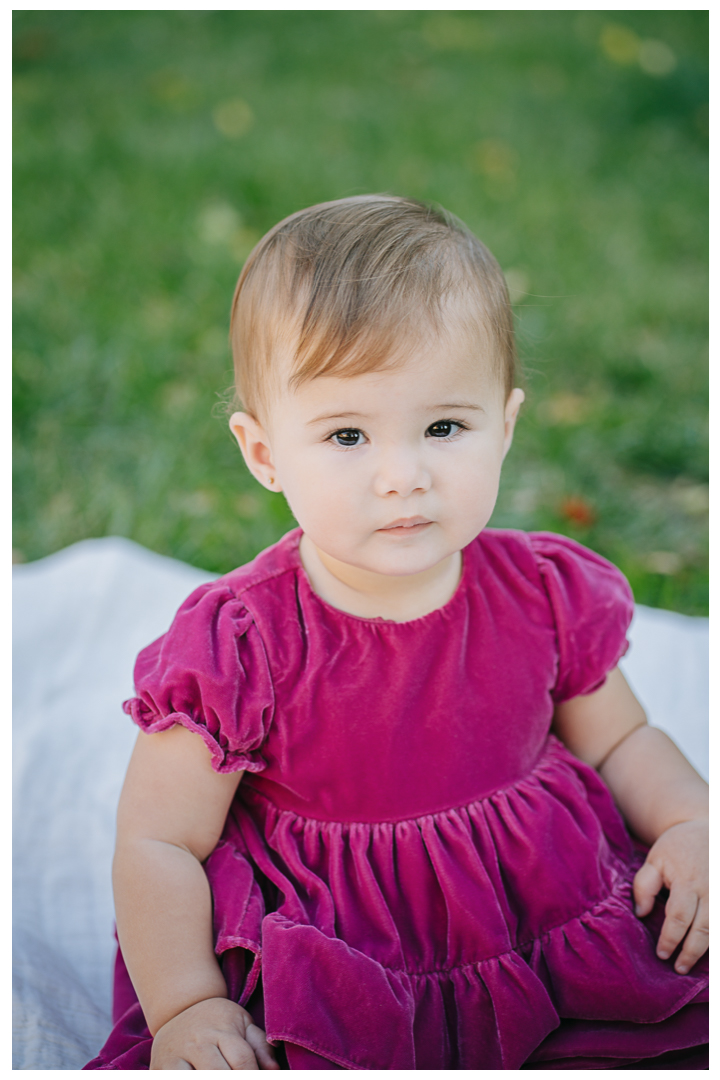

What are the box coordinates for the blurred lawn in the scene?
[13,11,708,613]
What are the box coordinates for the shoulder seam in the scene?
[232,561,299,599]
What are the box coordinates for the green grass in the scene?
[13,11,708,613]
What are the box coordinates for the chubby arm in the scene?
[113,724,278,1068]
[552,668,708,973]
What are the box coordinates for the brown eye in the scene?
[331,429,364,447]
[427,421,458,438]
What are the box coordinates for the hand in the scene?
[150,997,280,1070]
[633,818,708,974]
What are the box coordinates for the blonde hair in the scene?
[230,195,517,419]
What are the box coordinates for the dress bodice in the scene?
[240,531,561,822]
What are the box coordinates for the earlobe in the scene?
[229,411,282,492]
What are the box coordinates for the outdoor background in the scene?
[13,10,708,613]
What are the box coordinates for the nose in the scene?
[373,444,431,498]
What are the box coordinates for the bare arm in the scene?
[553,667,708,973]
[113,724,278,1068]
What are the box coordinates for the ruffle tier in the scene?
[205,737,708,1070]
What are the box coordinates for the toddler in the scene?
[86,196,708,1070]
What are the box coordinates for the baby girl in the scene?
[86,195,708,1070]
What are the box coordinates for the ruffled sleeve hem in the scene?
[122,698,267,774]
[122,577,275,774]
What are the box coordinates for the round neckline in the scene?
[287,527,476,627]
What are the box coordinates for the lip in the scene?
[378,517,433,532]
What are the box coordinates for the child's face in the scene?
[231,329,523,581]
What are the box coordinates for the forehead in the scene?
[271,329,503,424]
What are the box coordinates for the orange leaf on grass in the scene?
[560,496,596,527]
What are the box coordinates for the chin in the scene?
[366,547,448,578]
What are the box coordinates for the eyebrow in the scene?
[308,402,484,426]
[307,411,372,426]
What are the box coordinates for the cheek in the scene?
[279,451,365,524]
[448,438,504,485]
[444,443,504,512]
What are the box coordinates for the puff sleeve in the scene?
[122,580,274,773]
[530,532,634,703]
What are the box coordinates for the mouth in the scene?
[378,517,433,534]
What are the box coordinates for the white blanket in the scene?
[12,537,709,1069]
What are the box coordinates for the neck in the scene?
[298,534,463,622]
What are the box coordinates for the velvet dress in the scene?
[86,528,708,1070]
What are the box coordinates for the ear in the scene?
[502,388,525,460]
[229,411,282,492]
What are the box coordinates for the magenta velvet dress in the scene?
[85,528,708,1070]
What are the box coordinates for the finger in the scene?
[656,886,699,961]
[150,1057,193,1070]
[244,1024,281,1070]
[674,896,709,974]
[217,1032,260,1070]
[633,860,663,917]
[182,1044,233,1070]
